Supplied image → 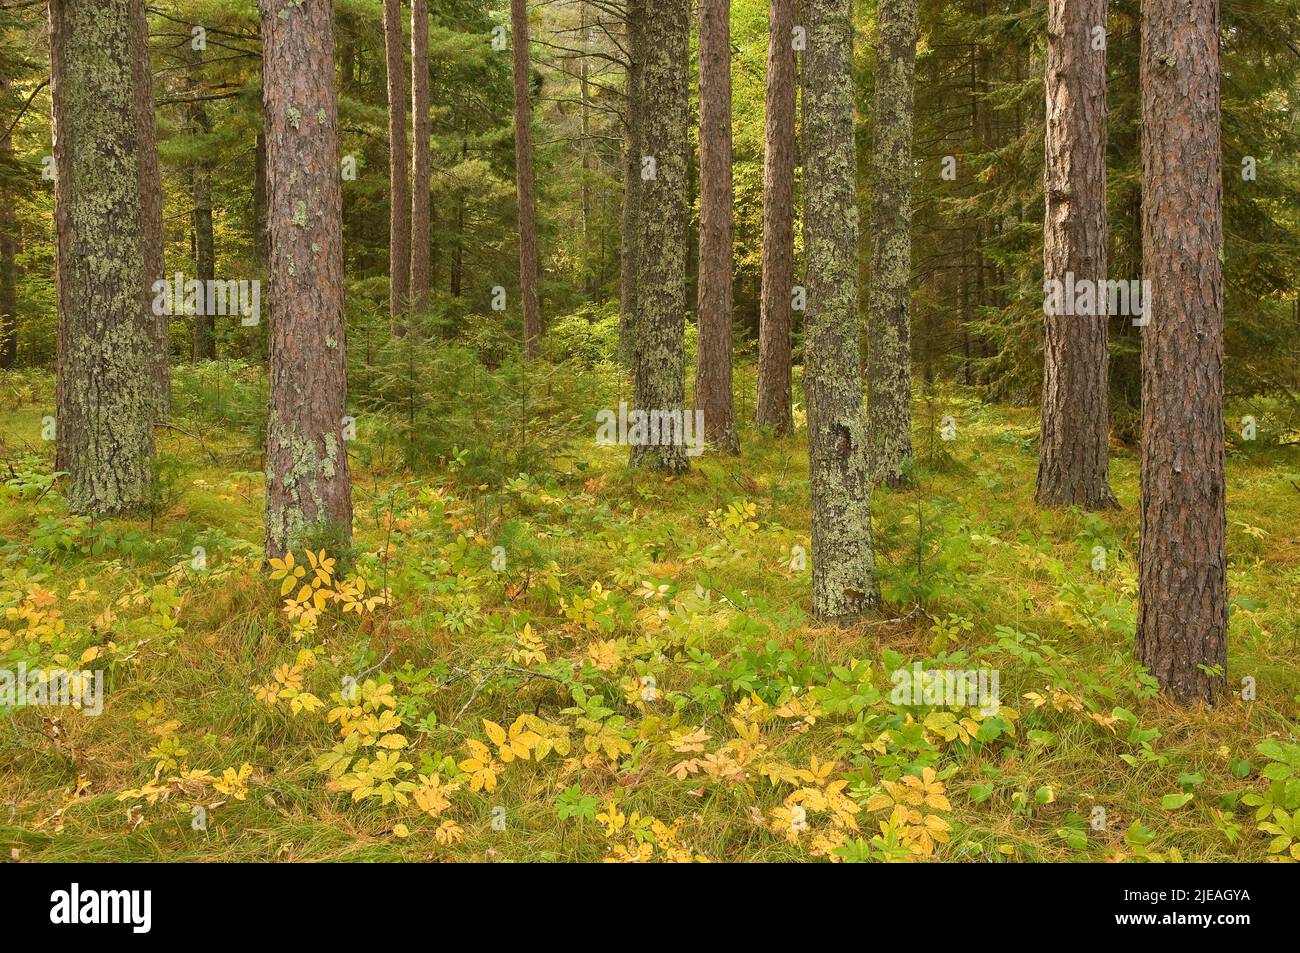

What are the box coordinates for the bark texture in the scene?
[383,0,411,330]
[130,0,168,414]
[803,0,878,620]
[865,0,916,485]
[1136,0,1227,704]
[694,0,737,452]
[1036,0,1116,508]
[409,0,431,317]
[258,0,353,558]
[49,0,155,515]
[510,0,543,357]
[187,40,216,362]
[618,0,644,367]
[755,0,796,435]
[0,84,16,371]
[630,0,690,473]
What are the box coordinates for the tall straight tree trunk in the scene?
[579,1,591,293]
[618,0,644,367]
[0,84,17,371]
[694,0,737,452]
[383,0,410,332]
[803,0,877,620]
[253,131,269,270]
[258,0,353,558]
[130,0,168,415]
[630,0,690,473]
[409,0,431,318]
[755,0,796,434]
[865,0,916,485]
[510,0,542,358]
[1136,0,1227,704]
[1036,0,1115,508]
[49,0,155,515]
[186,41,216,362]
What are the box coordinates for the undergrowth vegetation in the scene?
[1,362,1298,862]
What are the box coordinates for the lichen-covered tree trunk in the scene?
[511,0,542,358]
[755,0,796,435]
[617,0,644,368]
[258,0,353,559]
[383,0,411,332]
[1036,0,1115,509]
[130,0,168,415]
[49,0,155,515]
[803,0,878,620]
[187,41,216,362]
[1136,0,1227,704]
[865,0,916,485]
[694,0,737,452]
[409,0,431,317]
[630,0,689,473]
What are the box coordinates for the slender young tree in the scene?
[130,0,167,415]
[618,0,644,367]
[866,0,917,485]
[49,0,155,514]
[630,0,690,473]
[258,0,353,558]
[1035,0,1115,508]
[695,0,737,452]
[1136,0,1227,704]
[186,39,216,362]
[510,0,542,358]
[804,0,877,620]
[0,80,17,371]
[409,0,430,318]
[383,0,411,331]
[755,0,796,435]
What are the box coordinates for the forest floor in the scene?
[1,365,1298,863]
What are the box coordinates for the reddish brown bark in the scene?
[130,0,168,413]
[258,0,353,558]
[409,0,431,318]
[694,0,737,452]
[1036,0,1115,509]
[511,0,542,358]
[756,0,796,435]
[1136,0,1227,704]
[384,0,411,330]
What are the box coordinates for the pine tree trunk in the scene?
[1036,0,1115,508]
[511,0,542,358]
[254,130,268,270]
[130,0,168,415]
[383,0,411,332]
[866,0,916,485]
[630,0,689,474]
[755,0,796,435]
[187,41,216,362]
[49,0,155,515]
[409,0,430,318]
[1136,0,1227,704]
[0,83,17,371]
[618,0,644,368]
[803,0,878,620]
[259,0,353,559]
[694,0,738,452]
